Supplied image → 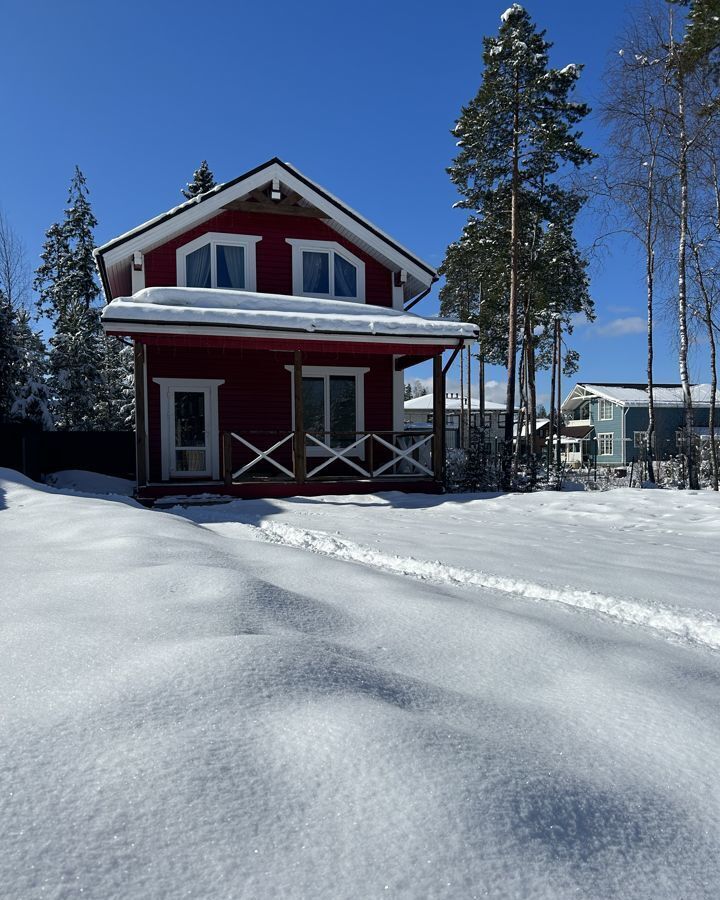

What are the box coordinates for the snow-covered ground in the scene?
[2,470,720,898]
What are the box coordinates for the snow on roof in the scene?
[565,383,720,409]
[404,395,505,411]
[101,287,478,342]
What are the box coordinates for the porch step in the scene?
[151,493,237,510]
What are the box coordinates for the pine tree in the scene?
[34,167,104,430]
[182,160,217,200]
[677,0,720,76]
[0,290,17,422]
[448,4,594,486]
[10,308,52,429]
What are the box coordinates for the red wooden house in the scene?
[97,159,476,502]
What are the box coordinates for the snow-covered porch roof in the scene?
[101,287,478,348]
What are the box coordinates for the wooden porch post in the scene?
[222,432,233,486]
[433,354,445,484]
[293,350,306,482]
[134,341,148,487]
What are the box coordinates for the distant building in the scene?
[561,383,720,466]
[404,393,507,451]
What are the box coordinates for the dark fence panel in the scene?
[0,424,136,481]
[0,423,44,481]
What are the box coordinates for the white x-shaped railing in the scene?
[305,433,371,478]
[371,433,434,477]
[304,432,433,479]
[230,431,295,479]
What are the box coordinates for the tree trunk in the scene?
[503,70,521,488]
[527,316,538,484]
[692,243,719,490]
[676,53,697,488]
[548,318,557,480]
[706,305,718,491]
[467,344,472,448]
[645,162,656,483]
[555,318,562,485]
[458,350,465,450]
[513,336,526,477]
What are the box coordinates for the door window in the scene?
[173,390,208,474]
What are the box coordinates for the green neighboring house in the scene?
[561,383,720,467]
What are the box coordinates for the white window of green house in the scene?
[598,432,614,456]
[287,366,368,455]
[599,398,614,420]
[176,233,261,290]
[286,240,365,302]
[153,378,224,480]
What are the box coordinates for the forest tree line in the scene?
[440,0,720,490]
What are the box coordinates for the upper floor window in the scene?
[176,233,261,291]
[598,398,614,420]
[286,239,365,302]
[598,432,614,456]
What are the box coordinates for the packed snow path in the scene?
[178,488,720,654]
[2,470,720,899]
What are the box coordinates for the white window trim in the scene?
[597,432,614,456]
[285,365,368,456]
[153,378,224,480]
[634,430,648,448]
[598,398,614,421]
[176,232,262,291]
[286,239,366,302]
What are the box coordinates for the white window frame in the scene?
[285,365,368,456]
[498,413,507,428]
[286,239,366,302]
[153,377,224,480]
[598,432,614,456]
[634,430,648,448]
[598,398,614,421]
[176,232,262,291]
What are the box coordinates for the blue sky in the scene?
[2,0,704,404]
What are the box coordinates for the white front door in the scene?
[154,378,224,481]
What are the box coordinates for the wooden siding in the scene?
[145,344,395,483]
[143,210,393,306]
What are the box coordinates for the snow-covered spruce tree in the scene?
[0,290,18,422]
[182,160,217,200]
[676,0,720,78]
[94,333,134,430]
[34,168,105,430]
[10,307,52,428]
[448,4,594,487]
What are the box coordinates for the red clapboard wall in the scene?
[145,345,395,482]
[143,210,393,306]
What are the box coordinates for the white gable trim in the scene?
[98,161,436,288]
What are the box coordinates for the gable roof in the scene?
[95,158,437,304]
[563,382,720,409]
